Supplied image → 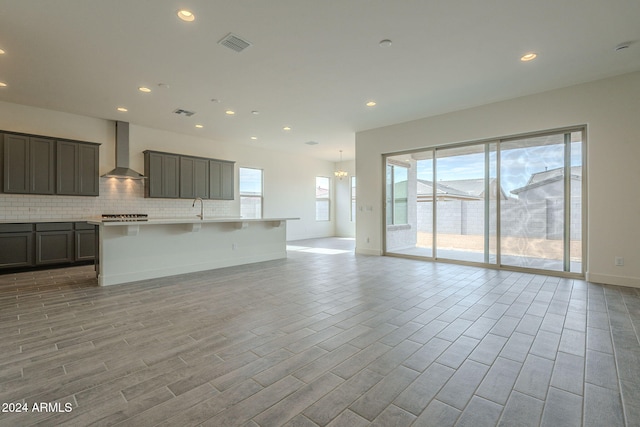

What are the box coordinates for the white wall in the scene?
[0,101,337,241]
[356,71,640,288]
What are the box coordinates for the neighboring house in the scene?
[510,166,582,201]
[416,178,508,202]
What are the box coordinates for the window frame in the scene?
[350,175,357,222]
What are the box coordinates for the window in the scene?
[350,176,357,222]
[386,163,408,225]
[315,176,330,221]
[239,167,263,219]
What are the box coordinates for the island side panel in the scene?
[96,221,287,286]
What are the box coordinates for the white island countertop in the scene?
[88,217,298,226]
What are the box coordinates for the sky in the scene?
[239,167,263,194]
[415,141,582,195]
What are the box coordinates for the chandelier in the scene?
[334,150,348,179]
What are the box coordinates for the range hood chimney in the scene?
[102,121,145,179]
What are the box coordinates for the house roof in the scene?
[417,178,507,200]
[511,166,582,194]
[527,166,583,185]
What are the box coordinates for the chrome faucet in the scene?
[192,197,204,220]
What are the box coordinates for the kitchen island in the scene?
[88,217,297,286]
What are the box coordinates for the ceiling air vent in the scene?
[174,108,196,117]
[218,33,252,53]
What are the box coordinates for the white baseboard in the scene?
[355,247,382,256]
[586,272,640,288]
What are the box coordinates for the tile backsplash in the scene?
[0,178,234,221]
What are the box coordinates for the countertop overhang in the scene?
[87,217,299,226]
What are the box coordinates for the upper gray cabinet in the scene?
[210,160,234,200]
[2,133,55,194]
[180,156,209,199]
[1,131,99,197]
[144,151,179,198]
[56,140,100,196]
[144,150,234,200]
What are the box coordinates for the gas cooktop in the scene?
[101,214,148,222]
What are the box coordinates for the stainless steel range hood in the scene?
[101,121,146,179]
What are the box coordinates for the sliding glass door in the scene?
[384,128,584,276]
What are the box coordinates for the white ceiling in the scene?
[0,1,638,162]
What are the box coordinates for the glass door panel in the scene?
[414,151,434,257]
[385,155,419,256]
[435,145,487,263]
[499,134,566,271]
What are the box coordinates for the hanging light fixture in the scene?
[334,150,348,179]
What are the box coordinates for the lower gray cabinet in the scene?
[35,223,74,265]
[75,223,96,261]
[0,222,95,270]
[0,224,34,268]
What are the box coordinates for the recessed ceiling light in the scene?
[0,82,7,88]
[157,83,170,89]
[283,126,291,131]
[366,101,377,107]
[211,98,221,103]
[195,124,204,128]
[520,52,537,62]
[138,86,151,93]
[379,39,392,47]
[225,110,235,115]
[177,9,195,22]
[251,110,260,115]
[0,48,5,55]
[116,107,128,112]
[250,136,257,140]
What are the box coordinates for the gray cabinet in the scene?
[0,222,95,270]
[0,224,34,268]
[1,131,98,196]
[75,222,96,261]
[144,150,234,200]
[180,156,209,199]
[78,143,100,195]
[144,151,179,198]
[2,134,55,194]
[35,223,74,265]
[57,141,99,196]
[210,160,234,200]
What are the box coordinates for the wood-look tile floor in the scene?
[1,238,639,426]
